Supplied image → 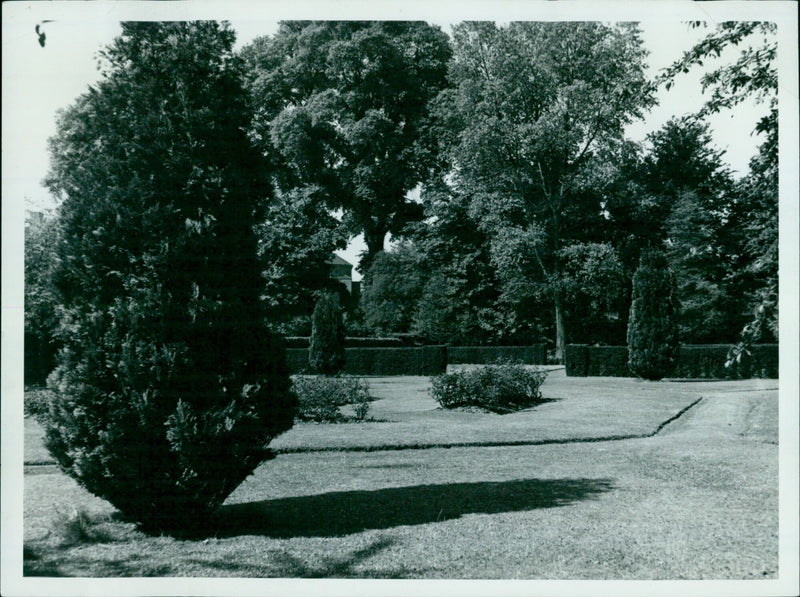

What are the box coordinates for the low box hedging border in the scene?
[565,345,589,377]
[447,344,547,365]
[586,346,630,377]
[674,344,778,379]
[283,336,405,349]
[564,343,778,379]
[285,346,448,375]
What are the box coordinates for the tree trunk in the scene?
[360,225,387,279]
[554,289,566,364]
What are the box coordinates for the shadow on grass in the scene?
[24,544,171,577]
[25,537,424,578]
[187,537,423,578]
[212,477,614,539]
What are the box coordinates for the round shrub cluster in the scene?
[430,363,548,413]
[292,375,371,422]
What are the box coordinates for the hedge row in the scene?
[674,344,779,379]
[286,346,448,376]
[283,336,405,349]
[566,344,778,379]
[447,344,547,365]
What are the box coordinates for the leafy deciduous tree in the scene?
[359,242,426,335]
[242,21,452,275]
[256,185,348,327]
[660,21,778,355]
[431,21,656,361]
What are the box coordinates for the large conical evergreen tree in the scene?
[627,249,681,380]
[41,22,297,532]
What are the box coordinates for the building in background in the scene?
[327,254,360,309]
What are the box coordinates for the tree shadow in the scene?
[23,544,171,577]
[186,537,423,578]
[211,477,614,539]
[24,537,426,578]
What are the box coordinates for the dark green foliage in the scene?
[627,250,680,380]
[679,344,778,379]
[292,375,371,422]
[242,21,452,271]
[24,214,62,385]
[564,345,590,377]
[24,387,55,420]
[433,22,656,361]
[409,192,516,346]
[284,337,405,349]
[660,22,778,353]
[447,345,547,366]
[360,244,426,334]
[309,292,346,375]
[558,243,628,345]
[430,364,548,413]
[286,346,447,375]
[256,186,348,326]
[39,22,297,532]
[342,346,447,376]
[567,346,633,378]
[586,346,631,377]
[565,344,777,379]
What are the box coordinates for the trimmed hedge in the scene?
[587,346,630,377]
[565,344,778,379]
[283,336,405,349]
[447,344,547,365]
[565,345,589,377]
[286,346,447,375]
[674,345,779,379]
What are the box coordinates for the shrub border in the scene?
[565,344,778,379]
[286,346,448,376]
[447,344,546,365]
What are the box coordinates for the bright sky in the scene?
[0,2,779,275]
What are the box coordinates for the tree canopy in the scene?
[241,21,452,274]
[660,21,778,352]
[425,22,656,359]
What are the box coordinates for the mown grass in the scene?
[27,368,769,458]
[22,372,778,579]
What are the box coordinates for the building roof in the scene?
[327,254,353,267]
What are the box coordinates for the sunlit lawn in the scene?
[22,371,778,579]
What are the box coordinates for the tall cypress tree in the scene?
[627,249,681,380]
[309,291,346,375]
[41,22,297,532]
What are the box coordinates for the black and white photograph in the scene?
[2,1,798,596]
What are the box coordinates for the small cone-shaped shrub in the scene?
[627,248,681,380]
[39,22,297,533]
[309,292,346,375]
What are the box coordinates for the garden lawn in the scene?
[25,368,777,461]
[23,385,778,579]
[269,368,776,451]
